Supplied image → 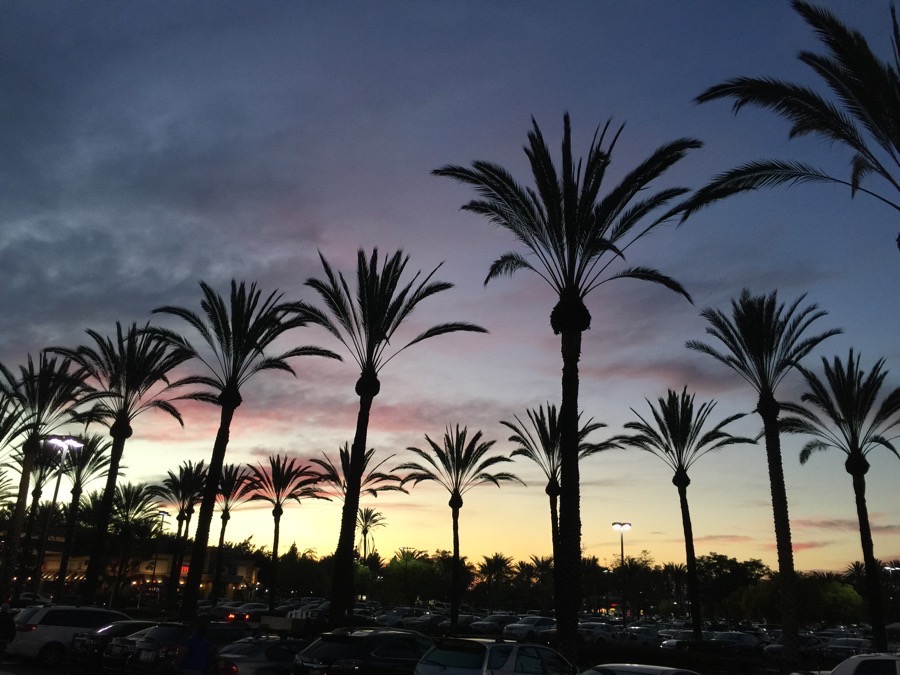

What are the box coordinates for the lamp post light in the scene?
[612,522,632,627]
[35,437,83,597]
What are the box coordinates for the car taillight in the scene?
[331,659,364,671]
[220,662,238,674]
[17,624,37,632]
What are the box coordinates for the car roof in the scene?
[587,666,700,675]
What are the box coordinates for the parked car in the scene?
[218,635,309,674]
[376,607,428,628]
[13,592,52,607]
[292,627,433,675]
[828,653,900,674]
[581,666,701,675]
[199,600,247,620]
[437,614,482,636]
[405,613,449,635]
[469,614,520,636]
[126,621,253,671]
[101,626,157,672]
[416,638,574,675]
[577,622,617,645]
[227,602,271,622]
[707,631,762,655]
[658,629,715,650]
[7,604,130,665]
[503,617,556,641]
[762,632,826,660]
[824,637,875,661]
[70,619,158,666]
[613,626,661,647]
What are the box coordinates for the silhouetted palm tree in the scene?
[613,388,755,640]
[781,350,900,650]
[501,404,613,553]
[311,444,406,502]
[153,280,339,617]
[303,248,486,623]
[435,114,703,654]
[246,454,327,612]
[398,425,522,626]
[478,553,514,612]
[49,322,195,602]
[109,482,162,605]
[150,460,207,608]
[13,441,61,596]
[55,435,111,599]
[0,354,85,601]
[687,1,900,248]
[212,463,254,600]
[356,507,386,560]
[686,289,840,661]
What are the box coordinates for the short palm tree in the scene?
[312,444,406,502]
[686,1,900,247]
[0,354,85,601]
[478,552,514,612]
[303,248,486,622]
[686,289,840,660]
[149,460,207,608]
[49,322,195,601]
[109,481,163,605]
[55,435,111,599]
[781,350,900,650]
[435,113,704,653]
[612,388,755,640]
[152,280,339,617]
[356,507,386,560]
[211,463,254,600]
[246,454,327,612]
[500,404,614,554]
[398,425,522,627]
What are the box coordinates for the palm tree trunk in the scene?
[556,327,583,662]
[165,516,186,608]
[270,509,281,613]
[13,486,43,599]
[330,384,376,624]
[0,435,39,602]
[674,475,702,641]
[82,429,128,602]
[450,503,461,627]
[848,462,887,650]
[180,400,238,620]
[758,392,800,665]
[56,488,82,600]
[212,512,230,601]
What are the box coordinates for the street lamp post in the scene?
[612,522,632,627]
[35,437,83,598]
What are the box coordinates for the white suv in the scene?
[8,605,130,665]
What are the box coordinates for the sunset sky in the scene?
[2,1,898,575]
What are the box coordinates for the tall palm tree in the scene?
[149,460,207,608]
[612,388,755,640]
[246,454,327,612]
[311,444,406,502]
[303,248,486,623]
[478,553,514,612]
[211,463,254,601]
[685,1,900,248]
[49,322,195,602]
[109,482,163,605]
[780,350,900,650]
[356,507,386,560]
[0,354,86,602]
[686,289,840,661]
[55,435,111,599]
[398,425,522,627]
[152,280,339,617]
[500,404,614,554]
[435,114,704,654]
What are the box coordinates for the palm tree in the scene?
[356,507,386,560]
[612,388,755,640]
[246,454,327,612]
[55,435,111,599]
[211,463,254,601]
[398,425,522,627]
[152,280,339,617]
[109,482,163,605]
[780,350,900,650]
[0,354,86,602]
[149,460,207,608]
[49,322,195,602]
[500,404,614,555]
[434,114,704,654]
[478,553,514,612]
[686,289,840,661]
[303,248,487,623]
[312,444,406,502]
[685,1,900,248]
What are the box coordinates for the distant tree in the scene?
[478,553,515,612]
[311,444,406,502]
[399,427,521,626]
[782,349,900,650]
[686,0,900,249]
[303,248,486,623]
[246,454,327,612]
[613,388,754,640]
[109,482,162,606]
[152,280,339,618]
[211,463,254,600]
[687,289,839,661]
[356,507,386,561]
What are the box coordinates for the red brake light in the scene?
[18,623,37,632]
[220,662,238,675]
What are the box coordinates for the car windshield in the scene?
[13,607,39,624]
[422,643,485,668]
[141,625,186,642]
